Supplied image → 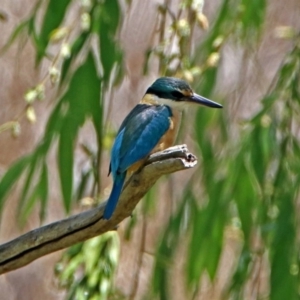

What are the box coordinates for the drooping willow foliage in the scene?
[0,0,299,299]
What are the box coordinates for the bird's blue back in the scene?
[110,104,172,178]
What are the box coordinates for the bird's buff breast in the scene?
[153,108,181,152]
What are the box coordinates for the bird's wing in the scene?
[110,104,172,176]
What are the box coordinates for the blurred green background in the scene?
[0,0,300,299]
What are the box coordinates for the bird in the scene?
[103,77,222,219]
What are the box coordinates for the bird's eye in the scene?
[171,91,183,99]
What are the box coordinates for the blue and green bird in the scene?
[103,77,222,219]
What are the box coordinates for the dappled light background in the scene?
[0,0,300,299]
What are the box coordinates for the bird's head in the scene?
[144,77,222,110]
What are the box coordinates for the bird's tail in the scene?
[103,173,126,220]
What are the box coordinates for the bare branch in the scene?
[0,145,197,274]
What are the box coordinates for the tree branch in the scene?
[0,144,197,274]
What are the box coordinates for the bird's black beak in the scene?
[188,93,222,108]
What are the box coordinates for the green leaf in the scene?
[249,125,274,184]
[197,67,218,97]
[0,155,32,213]
[270,181,298,300]
[195,109,212,149]
[37,0,71,61]
[206,206,225,279]
[58,118,76,213]
[39,162,49,221]
[240,0,266,38]
[186,204,206,287]
[18,156,39,215]
[58,52,101,212]
[18,160,49,224]
[60,32,90,85]
[98,0,122,81]
[39,98,65,154]
[227,247,252,297]
[186,181,226,286]
[67,51,102,140]
[233,156,256,241]
[20,181,40,225]
[153,198,187,300]
[67,52,101,122]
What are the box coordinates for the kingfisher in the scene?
[103,77,222,219]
